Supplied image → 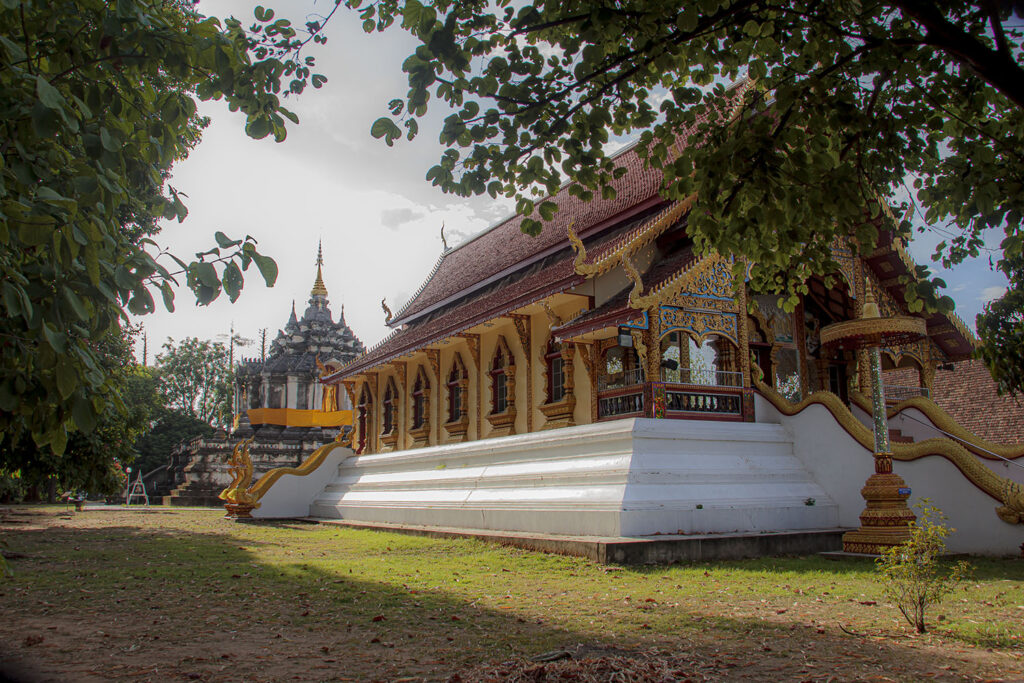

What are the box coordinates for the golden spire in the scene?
[311,240,328,297]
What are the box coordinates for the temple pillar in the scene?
[737,284,751,388]
[793,299,808,397]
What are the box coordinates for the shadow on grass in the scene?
[0,514,1020,682]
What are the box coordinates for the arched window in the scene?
[382,378,397,434]
[545,338,565,403]
[412,367,429,430]
[602,345,642,389]
[447,355,466,423]
[490,342,510,414]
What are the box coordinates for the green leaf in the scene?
[42,323,66,354]
[63,288,89,321]
[49,428,68,456]
[160,281,176,312]
[252,253,278,286]
[36,76,65,110]
[19,221,53,246]
[213,231,241,249]
[370,117,401,146]
[56,363,77,400]
[100,127,120,152]
[222,261,243,302]
[193,262,218,288]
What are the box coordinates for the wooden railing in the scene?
[665,387,742,416]
[884,385,930,403]
[598,386,645,419]
[597,380,747,421]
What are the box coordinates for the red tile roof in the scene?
[391,142,666,326]
[931,360,1024,445]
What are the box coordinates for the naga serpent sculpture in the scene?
[220,430,356,519]
[754,377,1024,524]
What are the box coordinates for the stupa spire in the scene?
[311,240,328,297]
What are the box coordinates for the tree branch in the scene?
[894,0,1024,108]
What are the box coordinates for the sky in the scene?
[132,0,1010,363]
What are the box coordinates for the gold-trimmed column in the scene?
[425,349,440,446]
[458,333,481,441]
[510,315,532,432]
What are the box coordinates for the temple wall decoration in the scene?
[658,305,739,346]
[830,237,858,297]
[327,238,973,457]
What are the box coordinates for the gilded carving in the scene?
[568,196,696,278]
[830,236,858,296]
[623,254,648,308]
[341,381,356,413]
[424,348,440,384]
[575,342,599,423]
[659,306,739,346]
[219,437,257,512]
[881,338,928,369]
[457,333,480,366]
[540,300,562,330]
[227,432,353,519]
[509,315,532,431]
[630,329,648,378]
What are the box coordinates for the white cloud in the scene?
[380,207,425,229]
[980,286,1007,303]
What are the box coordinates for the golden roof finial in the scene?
[311,240,328,297]
[861,281,880,319]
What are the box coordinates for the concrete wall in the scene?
[309,418,837,538]
[754,394,1024,555]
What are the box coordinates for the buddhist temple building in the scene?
[232,111,1022,557]
[321,143,976,452]
[235,243,364,442]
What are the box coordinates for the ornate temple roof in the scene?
[327,86,977,381]
[389,142,666,327]
[238,243,364,378]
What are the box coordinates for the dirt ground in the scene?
[1,507,1022,682]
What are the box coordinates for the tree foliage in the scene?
[0,0,329,456]
[0,325,155,496]
[132,407,214,476]
[155,337,233,427]
[976,253,1024,395]
[355,0,1024,388]
[876,502,971,634]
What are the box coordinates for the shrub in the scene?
[876,502,971,633]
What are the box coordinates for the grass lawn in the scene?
[1,506,1022,682]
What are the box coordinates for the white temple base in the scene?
[309,418,839,537]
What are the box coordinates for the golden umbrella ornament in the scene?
[820,285,927,554]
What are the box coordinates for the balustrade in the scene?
[666,389,742,415]
[598,390,644,418]
[884,385,930,403]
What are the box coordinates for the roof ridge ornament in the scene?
[441,222,449,252]
[568,195,697,279]
[382,297,393,325]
